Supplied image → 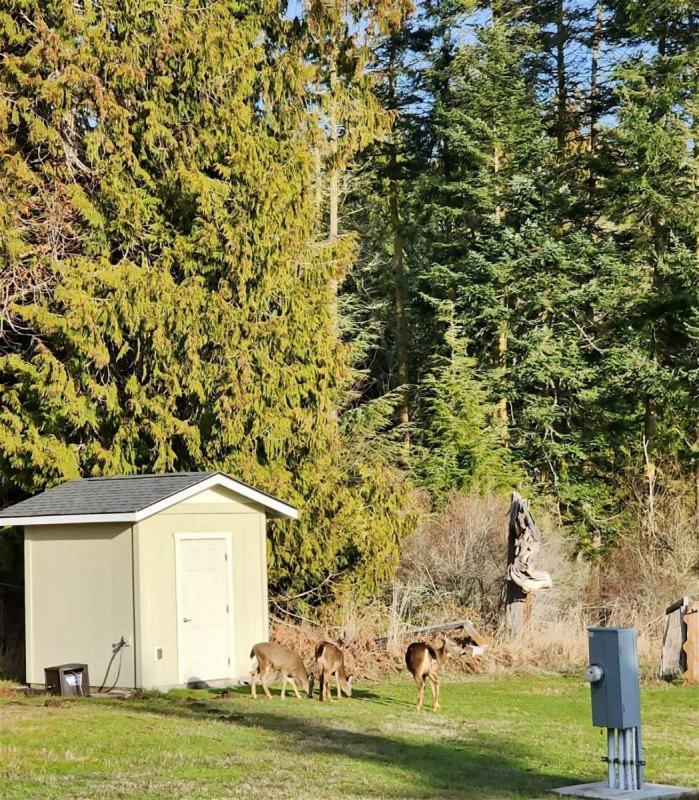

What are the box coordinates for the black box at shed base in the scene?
[44,663,90,696]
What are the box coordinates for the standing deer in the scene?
[249,642,314,700]
[405,633,462,711]
[314,640,353,702]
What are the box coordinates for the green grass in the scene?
[0,675,697,799]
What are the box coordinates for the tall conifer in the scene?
[0,0,414,600]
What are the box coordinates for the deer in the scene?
[249,642,314,700]
[405,633,463,711]
[314,640,353,702]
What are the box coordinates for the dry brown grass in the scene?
[269,615,487,683]
[593,462,699,630]
[272,476,698,680]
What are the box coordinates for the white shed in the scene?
[0,472,297,690]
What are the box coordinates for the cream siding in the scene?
[22,484,272,690]
[134,491,268,688]
[230,511,269,673]
[133,515,179,688]
[176,486,257,508]
[25,523,135,688]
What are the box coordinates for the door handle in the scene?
[183,617,193,623]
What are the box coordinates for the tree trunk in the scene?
[645,220,666,448]
[329,131,338,242]
[494,326,508,428]
[327,60,339,327]
[388,37,410,432]
[505,492,531,635]
[555,0,568,157]
[389,158,409,429]
[588,2,603,195]
[493,125,507,428]
[695,422,699,532]
[494,143,503,224]
[694,71,699,532]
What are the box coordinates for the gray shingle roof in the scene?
[0,472,218,518]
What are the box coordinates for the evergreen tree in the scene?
[415,315,514,497]
[0,0,415,602]
[402,7,635,546]
[600,2,699,515]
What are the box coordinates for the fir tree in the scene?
[415,315,514,498]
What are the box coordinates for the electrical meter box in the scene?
[587,627,640,729]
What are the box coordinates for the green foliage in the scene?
[0,0,415,602]
[2,0,699,587]
[409,19,585,501]
[415,317,514,498]
[348,0,699,554]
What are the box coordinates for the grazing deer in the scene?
[314,640,353,702]
[405,634,462,711]
[249,642,314,700]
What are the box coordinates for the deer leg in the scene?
[260,666,272,699]
[324,670,333,703]
[415,676,425,711]
[429,674,441,710]
[336,673,342,701]
[289,676,302,700]
[318,671,325,701]
[250,667,258,699]
[280,673,287,700]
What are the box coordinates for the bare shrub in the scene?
[270,611,397,683]
[271,467,698,680]
[385,478,697,674]
[397,492,511,629]
[592,459,699,643]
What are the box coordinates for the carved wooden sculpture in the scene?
[506,492,552,634]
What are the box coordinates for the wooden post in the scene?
[660,597,688,679]
[505,492,551,636]
[683,603,699,684]
[506,496,530,635]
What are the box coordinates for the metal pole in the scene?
[635,724,644,789]
[617,728,626,791]
[625,728,635,790]
[607,728,615,788]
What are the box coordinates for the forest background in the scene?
[1,0,698,674]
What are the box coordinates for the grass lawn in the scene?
[0,674,696,799]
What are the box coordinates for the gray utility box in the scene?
[587,627,641,729]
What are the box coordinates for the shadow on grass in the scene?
[209,683,414,707]
[111,692,581,799]
[353,689,415,708]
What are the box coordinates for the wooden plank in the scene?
[683,604,699,684]
[660,602,687,678]
[375,617,486,646]
[665,596,688,615]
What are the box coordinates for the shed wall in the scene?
[135,498,268,688]
[25,523,135,687]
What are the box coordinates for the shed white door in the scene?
[176,536,232,684]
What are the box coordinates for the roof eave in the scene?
[0,472,298,527]
[0,512,137,527]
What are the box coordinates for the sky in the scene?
[281,0,647,110]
